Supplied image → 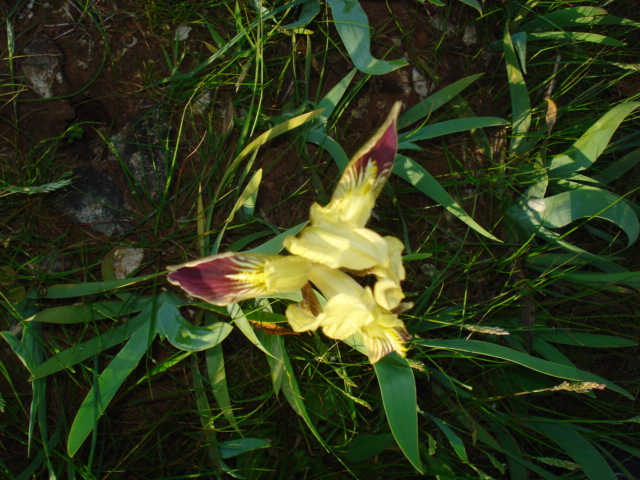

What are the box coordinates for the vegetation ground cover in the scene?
[1,0,640,478]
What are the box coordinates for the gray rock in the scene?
[110,109,170,201]
[22,34,63,98]
[55,166,130,235]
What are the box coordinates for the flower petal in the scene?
[284,224,388,271]
[329,101,402,227]
[167,253,310,305]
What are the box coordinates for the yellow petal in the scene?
[264,255,312,292]
[373,277,405,311]
[284,224,388,271]
[286,301,323,332]
[320,293,373,340]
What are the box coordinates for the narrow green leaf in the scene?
[28,298,150,324]
[280,0,319,29]
[399,117,508,146]
[519,7,608,32]
[393,155,500,241]
[537,331,636,348]
[307,129,350,172]
[326,0,407,75]
[32,309,150,379]
[31,274,159,299]
[594,147,640,184]
[415,339,633,398]
[340,433,394,463]
[218,438,270,459]
[429,414,468,463]
[458,0,482,15]
[67,322,154,456]
[529,422,617,480]
[397,73,484,129]
[550,102,640,176]
[206,341,240,434]
[316,68,357,127]
[527,31,625,46]
[504,26,531,157]
[374,354,423,473]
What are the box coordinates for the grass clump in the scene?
[1,1,640,479]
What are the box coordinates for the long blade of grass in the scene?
[536,331,636,348]
[315,68,357,128]
[27,298,151,324]
[527,31,625,46]
[394,155,500,241]
[550,102,640,175]
[398,116,508,146]
[414,339,633,398]
[594,147,640,184]
[307,129,350,172]
[67,319,154,456]
[206,340,241,434]
[31,274,160,299]
[518,7,608,32]
[397,73,484,129]
[528,422,618,480]
[326,0,407,75]
[374,353,423,473]
[504,25,531,158]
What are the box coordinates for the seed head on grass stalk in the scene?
[168,102,412,363]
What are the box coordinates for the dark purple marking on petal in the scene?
[167,252,275,305]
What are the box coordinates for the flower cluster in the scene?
[167,102,411,363]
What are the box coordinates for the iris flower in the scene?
[167,102,411,363]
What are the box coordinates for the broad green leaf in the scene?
[374,353,423,473]
[525,188,639,247]
[559,270,640,289]
[156,294,232,352]
[399,117,508,147]
[394,155,500,241]
[511,32,527,74]
[398,73,484,129]
[415,339,633,398]
[537,331,636,348]
[550,102,640,176]
[67,321,154,456]
[528,422,617,480]
[458,0,482,15]
[218,437,270,458]
[504,25,531,157]
[32,309,150,379]
[280,0,319,29]
[326,0,407,75]
[340,433,394,463]
[527,31,625,46]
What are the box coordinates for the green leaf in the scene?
[307,129,350,172]
[32,309,150,379]
[206,341,240,434]
[429,415,468,463]
[519,7,608,32]
[31,274,159,299]
[67,321,154,456]
[28,298,151,324]
[398,117,508,147]
[397,73,484,129]
[536,331,636,348]
[315,68,357,128]
[550,102,640,176]
[393,155,500,241]
[374,354,423,473]
[458,0,482,15]
[326,0,407,75]
[156,294,232,352]
[528,422,617,480]
[247,222,307,254]
[527,31,625,46]
[218,437,270,459]
[523,188,639,247]
[280,0,319,29]
[504,25,531,158]
[340,433,394,463]
[415,339,633,399]
[594,147,640,184]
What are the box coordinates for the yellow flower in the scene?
[167,253,311,305]
[286,264,410,363]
